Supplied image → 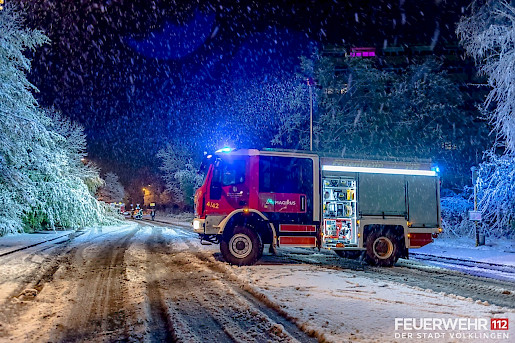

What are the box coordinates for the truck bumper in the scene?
[407,227,442,248]
[192,218,205,234]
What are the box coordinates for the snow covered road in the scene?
[0,221,513,342]
[0,222,316,342]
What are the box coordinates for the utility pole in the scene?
[471,167,480,246]
[307,78,314,151]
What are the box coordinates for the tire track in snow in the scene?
[140,223,236,342]
[144,226,178,343]
[139,221,315,343]
[53,227,139,342]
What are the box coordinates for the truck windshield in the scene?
[211,159,246,186]
[221,160,246,186]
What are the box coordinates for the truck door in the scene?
[258,155,317,247]
[257,156,313,219]
[206,158,249,214]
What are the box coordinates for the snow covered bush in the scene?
[476,152,515,238]
[439,155,515,239]
[440,192,475,237]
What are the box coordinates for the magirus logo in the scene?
[275,199,296,206]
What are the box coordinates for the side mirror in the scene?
[210,167,222,200]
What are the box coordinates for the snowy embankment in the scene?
[417,236,515,266]
[0,231,72,256]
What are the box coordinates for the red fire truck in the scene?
[193,148,442,266]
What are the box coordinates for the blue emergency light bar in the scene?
[322,165,438,176]
[215,147,233,153]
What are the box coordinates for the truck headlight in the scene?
[193,220,200,230]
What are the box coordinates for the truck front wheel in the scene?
[365,231,400,267]
[220,226,263,266]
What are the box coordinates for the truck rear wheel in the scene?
[220,226,263,266]
[365,231,400,267]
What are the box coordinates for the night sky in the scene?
[17,0,472,185]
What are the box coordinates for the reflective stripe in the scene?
[279,236,316,246]
[322,165,437,176]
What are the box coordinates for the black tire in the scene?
[220,226,263,266]
[365,231,401,267]
[334,250,362,259]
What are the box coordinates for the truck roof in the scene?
[215,148,435,171]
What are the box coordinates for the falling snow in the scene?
[1,1,515,341]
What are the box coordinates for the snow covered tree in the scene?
[0,6,119,234]
[457,1,515,236]
[45,109,104,195]
[284,52,473,162]
[97,172,125,203]
[457,0,515,152]
[23,109,118,231]
[0,6,50,234]
[157,144,204,209]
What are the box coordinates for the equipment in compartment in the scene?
[324,219,338,238]
[322,176,357,247]
[323,218,353,240]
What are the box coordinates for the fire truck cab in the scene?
[193,148,441,266]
